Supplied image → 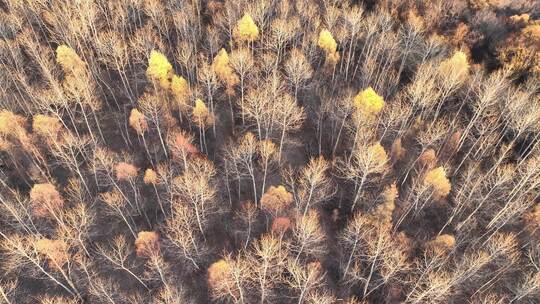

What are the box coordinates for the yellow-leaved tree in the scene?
[146,50,173,90]
[424,166,451,200]
[233,14,259,43]
[192,99,213,153]
[354,87,385,118]
[317,29,340,67]
[212,48,239,95]
[170,74,190,113]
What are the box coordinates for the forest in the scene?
[0,0,539,303]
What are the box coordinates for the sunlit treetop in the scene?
[33,114,62,138]
[129,108,148,135]
[30,183,65,217]
[134,231,160,257]
[260,185,293,214]
[56,44,85,75]
[212,48,239,90]
[271,216,292,233]
[426,234,455,252]
[34,238,69,269]
[0,110,25,136]
[438,51,470,83]
[192,98,213,126]
[424,166,451,199]
[143,168,158,185]
[233,14,260,42]
[171,74,189,104]
[146,50,173,89]
[317,29,337,54]
[115,162,138,181]
[354,87,385,117]
[368,142,388,165]
[207,259,230,288]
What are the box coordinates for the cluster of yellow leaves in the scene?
[213,49,239,95]
[369,142,388,166]
[170,74,190,110]
[438,51,470,84]
[233,14,259,43]
[33,114,62,139]
[317,30,340,66]
[192,99,213,127]
[143,168,158,185]
[134,231,160,257]
[426,234,455,252]
[115,162,138,181]
[354,87,385,118]
[0,110,26,138]
[424,167,451,199]
[207,259,230,289]
[260,185,294,215]
[128,108,148,135]
[147,50,173,89]
[56,45,85,75]
[30,183,65,218]
[35,238,69,269]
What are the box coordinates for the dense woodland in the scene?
[0,0,539,303]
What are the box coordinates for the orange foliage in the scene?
[418,149,437,169]
[30,183,65,217]
[115,162,138,181]
[260,185,293,215]
[135,231,160,257]
[271,217,292,233]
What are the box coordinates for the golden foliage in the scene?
[354,87,385,117]
[426,234,455,252]
[147,50,173,89]
[32,114,62,138]
[438,51,469,84]
[369,142,388,166]
[35,238,69,269]
[128,108,148,135]
[192,99,213,127]
[170,74,190,110]
[317,29,340,66]
[0,110,25,137]
[213,49,239,94]
[233,14,260,43]
[30,183,65,217]
[143,168,158,185]
[115,162,138,181]
[260,185,294,215]
[424,167,451,199]
[56,45,85,75]
[317,30,337,54]
[134,231,160,257]
[207,259,230,289]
